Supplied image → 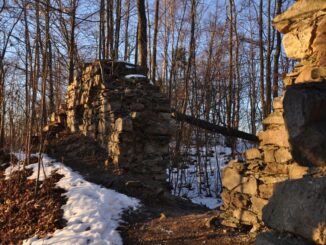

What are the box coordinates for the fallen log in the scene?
[171,111,259,143]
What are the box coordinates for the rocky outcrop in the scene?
[262,177,326,245]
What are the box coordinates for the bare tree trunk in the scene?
[41,0,51,126]
[55,58,63,111]
[48,40,55,114]
[204,13,217,122]
[137,0,147,69]
[151,0,159,84]
[124,0,130,61]
[168,2,176,103]
[172,111,259,142]
[273,0,282,99]
[248,0,257,135]
[183,0,196,114]
[135,24,138,65]
[68,0,77,85]
[249,43,257,135]
[169,1,187,103]
[227,0,233,128]
[99,0,105,59]
[0,65,5,148]
[162,0,170,94]
[23,3,32,166]
[32,0,42,133]
[259,0,266,119]
[146,0,152,76]
[114,0,121,60]
[106,0,114,59]
[265,0,272,115]
[175,0,196,162]
[233,1,240,129]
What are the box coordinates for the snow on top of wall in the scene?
[124,74,147,79]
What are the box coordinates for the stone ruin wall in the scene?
[220,1,326,243]
[64,61,173,185]
[220,95,309,230]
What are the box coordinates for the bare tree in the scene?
[114,0,121,59]
[265,0,272,114]
[68,0,77,85]
[107,0,114,59]
[124,0,131,61]
[0,6,22,148]
[137,0,147,69]
[259,0,266,119]
[273,0,282,98]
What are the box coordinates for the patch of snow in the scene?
[124,74,147,79]
[5,154,140,245]
[191,196,222,209]
[125,65,135,69]
[116,60,130,63]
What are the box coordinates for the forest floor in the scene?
[0,158,66,244]
[0,140,255,244]
[120,204,255,245]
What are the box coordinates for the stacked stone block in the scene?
[65,60,173,184]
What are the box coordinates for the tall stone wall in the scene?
[220,1,326,243]
[65,60,173,185]
[273,0,326,167]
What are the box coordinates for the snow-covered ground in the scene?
[169,138,253,209]
[168,145,231,209]
[5,154,140,245]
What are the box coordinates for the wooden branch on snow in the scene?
[171,111,259,143]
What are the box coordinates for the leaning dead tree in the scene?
[172,111,259,142]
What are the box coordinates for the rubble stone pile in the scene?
[65,60,173,185]
[220,1,326,244]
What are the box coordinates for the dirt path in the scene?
[120,207,254,245]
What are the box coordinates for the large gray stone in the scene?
[262,177,326,244]
[283,83,326,166]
